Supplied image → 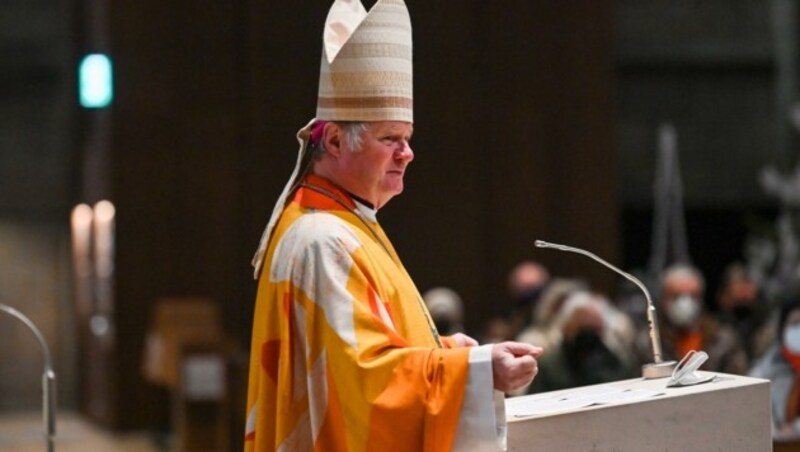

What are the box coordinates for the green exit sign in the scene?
[79,54,113,108]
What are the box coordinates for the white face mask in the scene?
[784,325,800,354]
[666,295,701,328]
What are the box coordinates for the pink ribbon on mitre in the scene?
[309,120,328,147]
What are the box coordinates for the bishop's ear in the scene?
[322,122,343,158]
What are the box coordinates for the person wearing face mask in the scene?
[717,262,776,364]
[655,264,748,375]
[481,260,551,344]
[750,296,800,439]
[514,278,587,353]
[507,261,551,332]
[529,291,638,393]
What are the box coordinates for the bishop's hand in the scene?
[491,342,543,393]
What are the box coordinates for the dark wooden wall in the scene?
[82,0,616,429]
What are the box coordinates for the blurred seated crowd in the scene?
[423,259,800,439]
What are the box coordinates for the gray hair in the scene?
[310,121,368,158]
[339,122,368,151]
[662,264,706,293]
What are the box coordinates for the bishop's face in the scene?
[337,121,414,208]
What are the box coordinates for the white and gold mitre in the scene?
[251,0,413,278]
[316,0,413,122]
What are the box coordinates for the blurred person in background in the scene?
[653,264,747,374]
[595,292,638,369]
[422,286,465,336]
[507,261,551,336]
[529,291,638,393]
[717,262,776,365]
[750,295,800,440]
[515,278,588,353]
[480,260,550,343]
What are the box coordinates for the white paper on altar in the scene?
[506,385,665,417]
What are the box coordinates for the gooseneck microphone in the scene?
[0,303,56,451]
[534,240,677,379]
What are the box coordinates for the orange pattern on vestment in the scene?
[244,174,475,452]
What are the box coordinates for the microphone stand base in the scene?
[642,361,677,379]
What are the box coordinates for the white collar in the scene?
[354,199,377,222]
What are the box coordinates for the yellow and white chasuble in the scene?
[245,175,505,451]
